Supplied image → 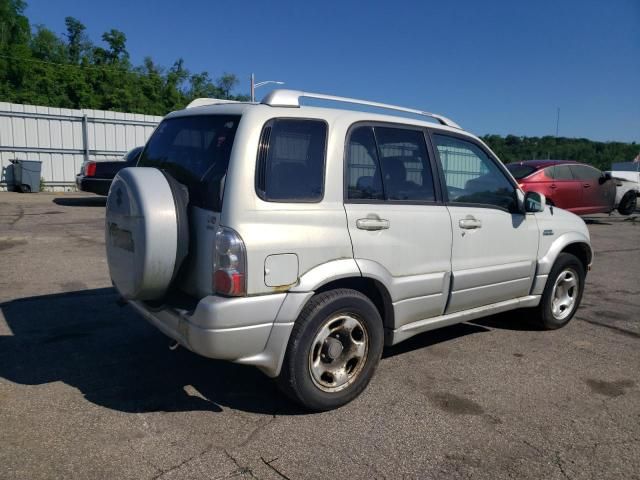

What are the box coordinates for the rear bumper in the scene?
[76,176,111,195]
[128,291,313,377]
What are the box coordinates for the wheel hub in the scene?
[308,314,369,392]
[323,337,343,361]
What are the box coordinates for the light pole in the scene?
[250,73,284,102]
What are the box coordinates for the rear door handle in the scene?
[356,218,390,231]
[583,183,591,188]
[550,184,557,189]
[459,217,482,229]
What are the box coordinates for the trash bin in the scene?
[9,159,42,193]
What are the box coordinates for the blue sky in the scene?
[26,0,639,142]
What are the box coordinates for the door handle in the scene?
[459,216,482,229]
[550,184,557,189]
[583,183,591,188]
[356,218,390,231]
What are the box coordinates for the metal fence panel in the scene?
[0,102,162,191]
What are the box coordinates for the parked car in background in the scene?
[607,161,639,215]
[506,160,616,215]
[76,146,143,195]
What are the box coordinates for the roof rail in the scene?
[260,89,461,129]
[186,98,240,109]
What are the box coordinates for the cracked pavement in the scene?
[0,192,638,479]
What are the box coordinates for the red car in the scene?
[506,160,616,215]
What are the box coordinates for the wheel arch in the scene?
[315,277,395,336]
[537,232,592,276]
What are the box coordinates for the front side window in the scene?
[433,134,516,211]
[256,119,327,202]
[569,164,601,181]
[346,125,435,202]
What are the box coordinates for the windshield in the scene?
[506,164,537,180]
[138,115,241,210]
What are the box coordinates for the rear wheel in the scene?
[277,289,384,411]
[618,191,637,215]
[535,253,585,329]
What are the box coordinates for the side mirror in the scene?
[524,191,545,213]
[599,171,612,184]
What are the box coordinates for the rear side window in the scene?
[548,165,574,180]
[256,119,327,202]
[138,115,240,210]
[346,125,435,202]
[506,164,536,180]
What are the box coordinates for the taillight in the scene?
[85,162,97,177]
[213,227,246,296]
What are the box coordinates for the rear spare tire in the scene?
[105,167,188,301]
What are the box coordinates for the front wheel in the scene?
[277,288,384,411]
[618,191,637,216]
[535,253,585,330]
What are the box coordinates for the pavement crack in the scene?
[577,317,640,340]
[151,443,214,479]
[236,413,278,448]
[222,450,259,479]
[260,457,292,480]
[554,451,572,480]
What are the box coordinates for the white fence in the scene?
[0,102,162,191]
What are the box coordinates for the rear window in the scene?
[138,115,240,210]
[506,164,537,180]
[255,119,327,202]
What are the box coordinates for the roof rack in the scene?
[186,98,241,109]
[260,89,461,129]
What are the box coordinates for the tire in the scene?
[20,184,31,193]
[105,167,189,301]
[617,191,637,216]
[535,253,585,330]
[277,288,384,411]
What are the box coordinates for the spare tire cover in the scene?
[105,167,183,300]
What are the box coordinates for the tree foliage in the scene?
[482,134,639,170]
[0,0,249,116]
[1,1,637,168]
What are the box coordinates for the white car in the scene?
[105,90,592,410]
[607,162,639,215]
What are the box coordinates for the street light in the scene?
[250,73,284,102]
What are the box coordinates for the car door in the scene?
[343,124,452,327]
[546,165,582,211]
[569,164,613,214]
[430,132,538,314]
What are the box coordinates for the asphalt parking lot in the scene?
[0,191,638,480]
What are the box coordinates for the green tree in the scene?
[64,16,88,64]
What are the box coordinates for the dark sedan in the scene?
[76,147,143,195]
[506,160,616,215]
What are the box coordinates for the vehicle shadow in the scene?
[382,323,490,359]
[469,310,544,331]
[53,196,107,207]
[0,288,303,416]
[0,288,533,415]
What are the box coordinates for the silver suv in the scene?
[105,90,592,411]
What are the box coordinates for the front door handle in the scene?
[459,216,482,230]
[550,184,557,189]
[356,218,390,231]
[583,183,591,188]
